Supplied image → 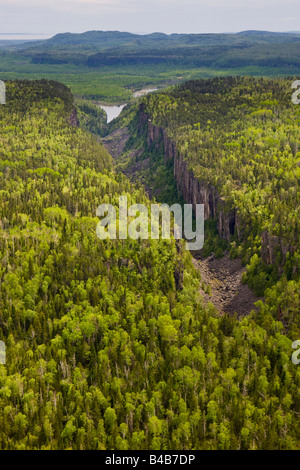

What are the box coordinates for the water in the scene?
[99,88,159,123]
[0,34,51,40]
[100,104,127,124]
[133,88,158,98]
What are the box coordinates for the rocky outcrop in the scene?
[69,108,79,127]
[172,150,238,241]
[139,106,237,242]
[261,230,295,274]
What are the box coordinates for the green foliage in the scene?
[142,76,300,332]
[0,80,299,450]
[75,98,108,136]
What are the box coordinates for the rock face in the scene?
[139,106,237,242]
[139,106,297,274]
[69,108,79,127]
[261,230,294,274]
[138,105,297,272]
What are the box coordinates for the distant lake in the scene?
[99,104,127,123]
[0,34,51,40]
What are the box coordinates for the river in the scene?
[132,88,158,98]
[99,104,127,124]
[99,87,159,123]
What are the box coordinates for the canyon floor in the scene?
[101,128,130,160]
[193,253,261,316]
[101,127,261,317]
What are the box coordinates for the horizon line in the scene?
[1,29,300,38]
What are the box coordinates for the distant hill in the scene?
[1,30,300,103]
[17,30,300,71]
[19,29,300,53]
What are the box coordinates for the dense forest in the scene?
[0,80,299,450]
[138,77,300,335]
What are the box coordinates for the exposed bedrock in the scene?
[139,105,294,270]
[139,107,237,242]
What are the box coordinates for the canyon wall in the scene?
[261,230,295,275]
[139,107,237,242]
[139,105,294,269]
[69,108,79,127]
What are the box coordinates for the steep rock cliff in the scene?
[261,230,295,275]
[69,108,79,127]
[139,106,297,274]
[139,106,237,242]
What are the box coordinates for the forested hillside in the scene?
[0,80,299,450]
[140,77,300,334]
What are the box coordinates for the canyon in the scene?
[138,104,295,275]
[101,107,264,316]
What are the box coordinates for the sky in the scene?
[0,0,299,37]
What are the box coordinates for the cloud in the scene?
[0,0,138,8]
[2,0,299,6]
[0,0,299,34]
